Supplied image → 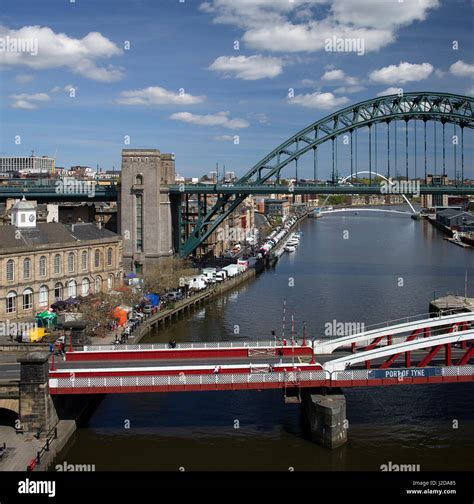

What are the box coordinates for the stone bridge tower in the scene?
[119,149,175,274]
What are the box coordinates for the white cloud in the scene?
[210,135,235,141]
[117,86,206,106]
[0,25,124,82]
[10,92,50,109]
[334,85,365,94]
[50,84,76,94]
[15,73,34,84]
[289,91,349,110]
[369,62,434,84]
[200,0,439,53]
[322,68,358,86]
[450,60,474,79]
[321,69,345,81]
[243,21,393,53]
[170,111,249,129]
[331,0,439,30]
[208,55,283,80]
[376,87,404,97]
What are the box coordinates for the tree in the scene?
[80,293,115,339]
[143,257,196,294]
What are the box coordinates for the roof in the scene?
[12,197,35,211]
[0,222,120,253]
[438,209,474,219]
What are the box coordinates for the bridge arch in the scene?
[325,170,417,214]
[243,92,473,185]
[180,92,474,256]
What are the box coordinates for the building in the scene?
[119,149,175,274]
[422,174,449,208]
[99,170,121,180]
[264,198,290,218]
[436,209,474,229]
[0,156,54,175]
[0,198,123,320]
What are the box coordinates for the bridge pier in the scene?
[18,353,58,435]
[301,388,347,449]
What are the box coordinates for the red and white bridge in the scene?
[49,312,474,395]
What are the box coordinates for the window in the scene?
[22,288,33,310]
[23,258,31,280]
[81,250,88,271]
[107,275,114,290]
[6,291,16,313]
[94,250,101,268]
[6,260,14,282]
[95,276,102,294]
[54,283,63,301]
[39,285,49,307]
[135,174,143,185]
[68,280,76,298]
[68,252,75,273]
[39,256,47,277]
[54,254,62,274]
[107,247,113,267]
[136,194,143,252]
[81,278,90,296]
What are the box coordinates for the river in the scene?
[54,211,474,471]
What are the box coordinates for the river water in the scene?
[54,211,474,471]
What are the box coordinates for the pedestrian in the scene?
[278,348,283,364]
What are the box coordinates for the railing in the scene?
[26,425,58,471]
[51,370,328,389]
[50,366,474,390]
[317,312,474,350]
[82,340,309,352]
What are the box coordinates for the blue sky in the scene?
[0,0,473,179]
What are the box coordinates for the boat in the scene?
[284,245,296,252]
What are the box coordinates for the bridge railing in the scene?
[49,366,474,390]
[51,370,328,389]
[81,340,309,352]
[318,311,471,347]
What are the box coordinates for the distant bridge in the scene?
[317,208,413,216]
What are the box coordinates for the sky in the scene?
[0,0,473,180]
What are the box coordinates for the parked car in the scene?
[166,291,183,302]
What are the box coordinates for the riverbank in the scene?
[22,266,258,471]
[0,394,102,472]
[266,211,308,266]
[118,266,257,346]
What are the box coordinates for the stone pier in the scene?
[301,388,347,449]
[17,353,58,435]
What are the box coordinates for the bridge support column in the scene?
[301,388,347,449]
[18,353,58,435]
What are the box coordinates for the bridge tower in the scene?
[119,149,176,274]
[18,353,58,435]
